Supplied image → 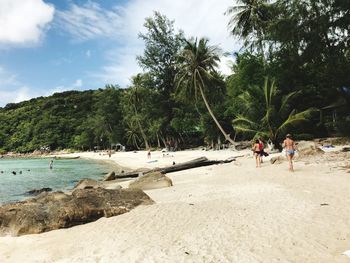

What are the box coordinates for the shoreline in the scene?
[0,146,350,262]
[0,156,124,205]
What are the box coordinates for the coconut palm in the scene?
[125,120,141,149]
[125,75,150,149]
[232,77,318,148]
[226,0,270,53]
[175,37,235,144]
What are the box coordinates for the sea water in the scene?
[0,158,113,204]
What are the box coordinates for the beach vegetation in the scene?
[0,2,349,153]
[175,38,235,144]
[232,77,318,148]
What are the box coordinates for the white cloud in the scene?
[73,79,83,88]
[0,86,32,106]
[218,56,234,76]
[0,67,34,106]
[56,2,123,41]
[0,66,85,107]
[48,79,85,96]
[119,0,238,52]
[0,0,54,46]
[57,0,239,86]
[92,47,140,87]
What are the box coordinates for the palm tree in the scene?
[176,37,235,144]
[126,75,150,149]
[226,0,270,53]
[232,77,318,148]
[125,120,142,149]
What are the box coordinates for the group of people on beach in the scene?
[252,134,296,172]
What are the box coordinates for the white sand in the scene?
[0,149,350,262]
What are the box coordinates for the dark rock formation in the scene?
[26,187,52,195]
[342,147,350,152]
[0,188,153,236]
[104,171,116,181]
[129,172,173,190]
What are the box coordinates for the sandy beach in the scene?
[0,147,350,262]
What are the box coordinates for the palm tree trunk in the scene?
[137,120,149,149]
[198,85,235,145]
[132,105,150,149]
[156,133,161,148]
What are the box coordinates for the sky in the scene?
[0,0,240,107]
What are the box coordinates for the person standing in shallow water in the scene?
[49,160,53,169]
[283,134,296,172]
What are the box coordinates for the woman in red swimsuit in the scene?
[252,139,261,168]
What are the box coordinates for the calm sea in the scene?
[0,158,114,204]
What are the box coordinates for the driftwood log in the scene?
[115,156,238,179]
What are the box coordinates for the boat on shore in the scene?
[52,156,80,160]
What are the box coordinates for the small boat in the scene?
[54,156,80,160]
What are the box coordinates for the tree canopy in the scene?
[1,4,349,153]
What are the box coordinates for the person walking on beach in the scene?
[258,139,269,163]
[252,139,261,168]
[283,134,296,172]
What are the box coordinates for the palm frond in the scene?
[232,114,254,124]
[234,125,259,134]
[278,91,300,116]
[276,108,319,136]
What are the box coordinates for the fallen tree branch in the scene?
[114,156,237,179]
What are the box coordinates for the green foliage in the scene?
[1,6,349,153]
[176,37,235,143]
[232,78,318,146]
[225,52,266,117]
[226,0,271,52]
[226,0,350,143]
[133,12,187,148]
[0,88,125,152]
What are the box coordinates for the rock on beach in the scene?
[0,188,153,236]
[129,171,173,190]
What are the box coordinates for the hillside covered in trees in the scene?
[0,0,349,153]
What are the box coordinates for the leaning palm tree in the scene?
[175,37,235,144]
[126,75,150,149]
[226,0,270,54]
[232,77,318,148]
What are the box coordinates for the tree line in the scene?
[0,0,349,153]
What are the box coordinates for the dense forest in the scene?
[0,0,349,153]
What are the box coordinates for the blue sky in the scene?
[0,0,239,107]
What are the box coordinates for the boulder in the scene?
[296,141,324,157]
[74,178,103,189]
[26,187,52,195]
[104,171,116,181]
[0,188,153,236]
[105,184,122,190]
[129,171,173,190]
